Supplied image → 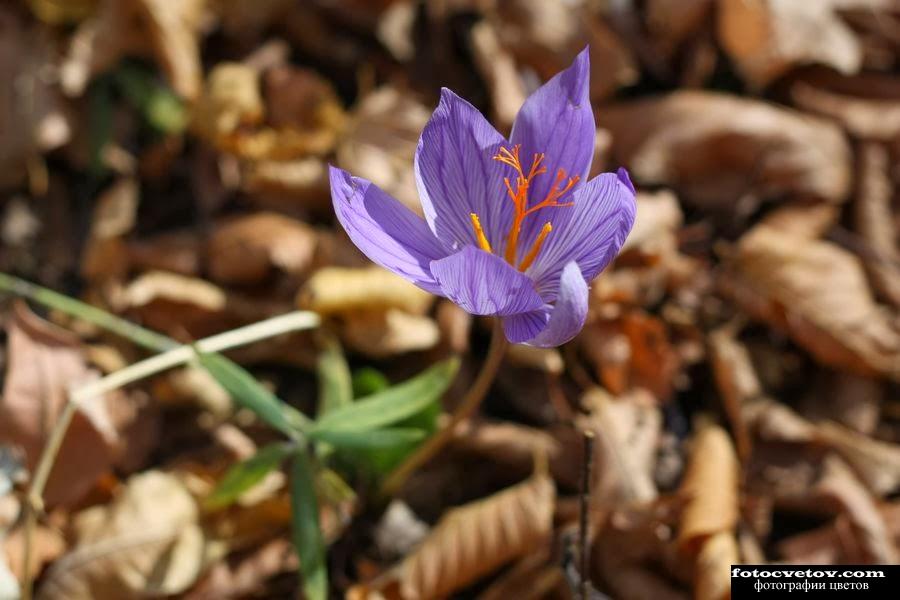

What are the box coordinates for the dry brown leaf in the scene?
[61,0,205,99]
[709,328,763,462]
[38,471,219,600]
[717,0,883,88]
[81,178,139,283]
[0,7,72,190]
[183,538,297,600]
[3,523,66,582]
[578,388,660,504]
[341,309,440,358]
[678,424,740,553]
[791,74,900,141]
[505,345,564,375]
[856,143,900,307]
[600,92,851,210]
[581,311,679,400]
[694,530,738,600]
[192,62,344,161]
[191,63,265,144]
[809,455,897,563]
[725,225,900,380]
[621,190,684,255]
[126,230,202,276]
[593,502,689,600]
[299,266,434,316]
[0,303,119,507]
[492,0,638,101]
[469,21,527,130]
[814,421,900,496]
[645,0,714,59]
[206,212,318,285]
[352,470,554,599]
[449,419,563,483]
[336,86,431,213]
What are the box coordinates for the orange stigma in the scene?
[492,144,578,270]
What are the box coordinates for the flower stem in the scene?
[381,319,508,497]
[19,311,319,600]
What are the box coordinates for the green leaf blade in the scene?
[310,427,426,450]
[290,452,328,600]
[196,352,308,438]
[205,442,293,510]
[313,358,459,434]
[316,333,352,417]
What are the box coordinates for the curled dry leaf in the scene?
[678,424,740,553]
[709,328,763,461]
[192,62,345,161]
[581,311,679,401]
[600,92,851,210]
[336,86,431,213]
[717,0,882,88]
[578,388,661,505]
[449,419,564,484]
[791,73,900,141]
[725,225,900,380]
[340,309,440,358]
[808,455,897,564]
[0,303,119,506]
[38,470,218,600]
[206,212,318,285]
[855,143,900,307]
[61,0,206,99]
[351,470,554,599]
[298,266,433,316]
[694,530,738,600]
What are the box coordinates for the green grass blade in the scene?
[205,442,294,510]
[313,358,459,434]
[197,352,310,438]
[290,452,327,600]
[310,427,426,449]
[316,333,352,417]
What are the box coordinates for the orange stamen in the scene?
[518,222,552,271]
[492,145,578,268]
[469,213,493,253]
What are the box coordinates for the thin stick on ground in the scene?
[19,311,320,600]
[381,319,508,497]
[579,430,595,600]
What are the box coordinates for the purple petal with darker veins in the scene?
[430,246,544,316]
[330,165,448,295]
[504,261,589,347]
[509,47,595,251]
[415,89,511,250]
[528,170,636,300]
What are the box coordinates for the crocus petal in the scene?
[509,47,595,250]
[528,169,636,300]
[415,89,511,250]
[430,246,544,316]
[330,165,448,295]
[504,261,589,347]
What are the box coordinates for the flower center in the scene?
[469,144,579,271]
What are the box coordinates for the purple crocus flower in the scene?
[330,49,636,347]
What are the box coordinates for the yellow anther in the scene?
[470,213,493,253]
[517,222,553,271]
